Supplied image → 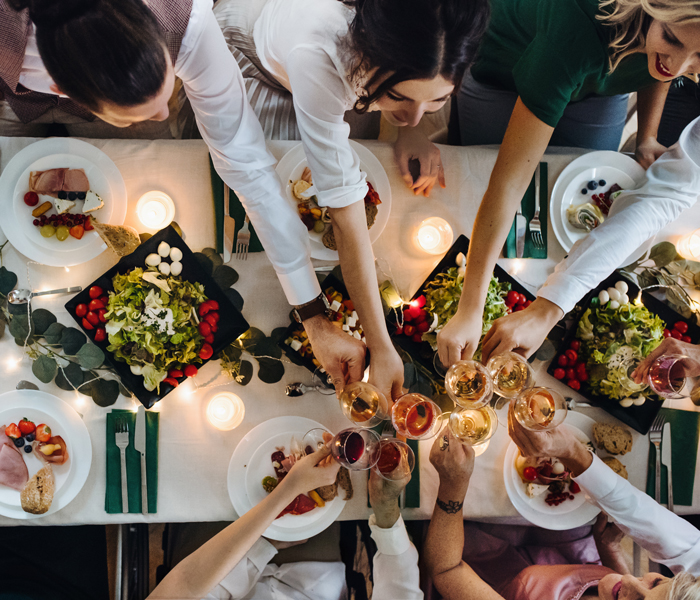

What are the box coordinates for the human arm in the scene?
[437,98,553,367]
[148,448,340,599]
[593,512,630,575]
[425,428,505,600]
[394,122,446,197]
[632,337,700,384]
[636,81,672,169]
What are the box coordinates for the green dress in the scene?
[470,0,655,127]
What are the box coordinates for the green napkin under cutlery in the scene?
[403,438,420,508]
[209,157,263,255]
[505,162,548,259]
[105,408,159,514]
[645,408,700,506]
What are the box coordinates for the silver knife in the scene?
[223,184,236,264]
[134,406,148,514]
[661,422,673,512]
[515,206,527,258]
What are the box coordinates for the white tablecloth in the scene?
[0,136,697,527]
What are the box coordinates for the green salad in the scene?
[104,267,208,391]
[576,302,665,400]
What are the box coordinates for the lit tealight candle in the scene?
[207,392,245,431]
[136,191,176,230]
[677,229,700,261]
[415,217,453,255]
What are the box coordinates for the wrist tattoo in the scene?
[436,498,463,514]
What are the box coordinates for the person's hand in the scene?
[436,310,482,368]
[303,314,367,396]
[394,127,445,197]
[635,137,667,169]
[593,512,624,550]
[368,450,412,528]
[429,426,475,496]
[632,337,700,384]
[368,344,405,401]
[481,298,564,363]
[266,538,308,550]
[281,444,340,496]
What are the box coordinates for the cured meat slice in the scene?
[29,168,67,194]
[0,444,29,491]
[62,169,89,192]
[277,493,317,518]
[36,435,69,465]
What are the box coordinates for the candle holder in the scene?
[676,229,700,261]
[136,191,176,230]
[414,217,453,255]
[206,392,245,431]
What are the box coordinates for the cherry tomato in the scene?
[198,302,211,317]
[575,362,587,379]
[98,308,108,323]
[411,333,423,343]
[403,309,414,322]
[204,334,215,344]
[35,424,51,442]
[663,329,672,338]
[204,313,217,327]
[523,300,532,308]
[199,343,213,360]
[566,368,576,381]
[88,299,104,311]
[565,349,578,363]
[417,320,431,333]
[523,467,538,481]
[553,368,566,380]
[23,191,39,206]
[671,329,683,340]
[569,340,581,352]
[674,321,689,334]
[5,423,20,439]
[404,324,416,337]
[577,371,589,383]
[88,286,103,299]
[75,303,88,318]
[414,295,426,308]
[162,377,179,388]
[682,335,692,343]
[209,311,220,323]
[206,300,219,311]
[506,291,520,307]
[18,418,35,435]
[199,322,211,337]
[514,305,525,312]
[210,323,218,333]
[99,296,109,307]
[184,365,198,378]
[94,328,106,343]
[567,379,581,391]
[82,317,94,331]
[414,310,428,323]
[516,293,527,306]
[86,311,100,326]
[570,481,581,494]
[395,326,403,335]
[557,355,569,368]
[168,369,184,379]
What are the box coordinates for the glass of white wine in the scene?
[448,406,498,454]
[513,387,567,431]
[338,381,390,428]
[445,360,493,408]
[486,352,534,399]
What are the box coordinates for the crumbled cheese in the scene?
[330,300,341,312]
[290,339,302,351]
[353,330,362,340]
[346,316,357,328]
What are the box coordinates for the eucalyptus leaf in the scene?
[213,265,239,289]
[432,393,453,414]
[205,252,224,270]
[237,327,265,353]
[224,288,244,312]
[282,346,307,367]
[32,355,57,384]
[9,314,30,341]
[271,327,288,344]
[78,372,99,397]
[202,247,220,260]
[220,344,242,362]
[193,252,214,276]
[90,379,120,407]
[61,328,87,355]
[76,344,105,370]
[256,357,285,384]
[16,381,39,391]
[236,360,254,386]
[403,362,418,388]
[139,232,152,244]
[0,266,17,296]
[43,322,66,345]
[252,337,282,359]
[408,379,433,397]
[535,339,557,362]
[649,242,679,268]
[55,362,85,391]
[32,308,57,336]
[0,324,4,341]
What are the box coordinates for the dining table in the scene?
[1,134,699,528]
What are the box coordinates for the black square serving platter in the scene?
[546,272,700,434]
[65,225,249,408]
[387,235,536,380]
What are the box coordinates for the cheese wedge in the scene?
[526,483,550,498]
[53,198,75,214]
[82,191,104,213]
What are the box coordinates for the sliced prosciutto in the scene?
[278,493,317,518]
[62,169,89,192]
[0,443,28,491]
[36,436,69,465]
[28,168,89,196]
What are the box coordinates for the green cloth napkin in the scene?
[645,408,700,506]
[504,162,548,259]
[209,157,264,254]
[404,439,420,508]
[105,409,159,514]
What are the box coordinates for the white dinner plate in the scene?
[503,411,601,530]
[550,151,645,253]
[227,416,346,541]
[274,141,392,261]
[0,390,92,519]
[0,138,127,266]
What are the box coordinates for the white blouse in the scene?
[18,0,321,306]
[254,0,370,209]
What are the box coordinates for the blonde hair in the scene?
[670,572,700,600]
[598,0,700,80]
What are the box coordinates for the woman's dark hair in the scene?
[341,0,490,113]
[8,0,168,111]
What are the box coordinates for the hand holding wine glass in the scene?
[632,337,700,385]
[281,444,340,496]
[369,444,413,529]
[429,426,475,496]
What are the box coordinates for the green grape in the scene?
[55,225,70,241]
[313,219,325,234]
[40,224,56,238]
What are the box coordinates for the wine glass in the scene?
[444,360,493,408]
[448,406,498,455]
[486,352,534,399]
[285,367,336,397]
[647,354,689,399]
[330,427,381,470]
[513,387,567,431]
[373,439,415,481]
[617,357,649,396]
[433,351,448,377]
[338,381,389,427]
[301,427,332,456]
[391,393,442,440]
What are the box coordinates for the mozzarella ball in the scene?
[455,252,467,268]
[157,241,171,257]
[170,247,183,262]
[633,396,646,406]
[598,290,610,304]
[158,262,171,275]
[552,461,565,475]
[130,364,143,375]
[170,261,183,276]
[609,300,620,310]
[145,253,161,267]
[457,266,466,277]
[619,293,629,305]
[619,397,634,408]
[607,288,621,302]
[615,281,629,294]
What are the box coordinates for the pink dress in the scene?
[502,564,615,600]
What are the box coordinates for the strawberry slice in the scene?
[69,225,84,240]
[83,216,94,231]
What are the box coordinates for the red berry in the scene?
[199,343,214,360]
[671,329,683,340]
[569,340,580,352]
[82,317,94,331]
[184,365,198,378]
[567,379,581,391]
[94,327,106,343]
[5,424,21,439]
[570,481,581,494]
[674,321,689,334]
[663,329,672,338]
[553,368,566,380]
[565,349,578,362]
[682,335,692,343]
[557,355,569,368]
[89,286,103,299]
[75,303,88,318]
[417,320,431,333]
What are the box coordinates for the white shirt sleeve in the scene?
[538,116,700,314]
[369,514,424,599]
[176,0,320,306]
[204,537,278,599]
[286,45,369,209]
[575,455,700,575]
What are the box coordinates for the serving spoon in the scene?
[7,286,82,305]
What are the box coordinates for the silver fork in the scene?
[649,414,666,503]
[236,214,251,261]
[115,418,130,513]
[529,164,544,250]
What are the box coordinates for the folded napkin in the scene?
[504,162,548,259]
[209,157,263,254]
[404,439,420,508]
[645,408,700,506]
[105,409,159,514]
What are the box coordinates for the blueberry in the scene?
[77,192,86,200]
[14,437,24,448]
[598,180,606,186]
[24,444,32,453]
[57,191,67,199]
[25,432,35,442]
[68,191,77,200]
[587,180,598,190]
[581,188,588,194]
